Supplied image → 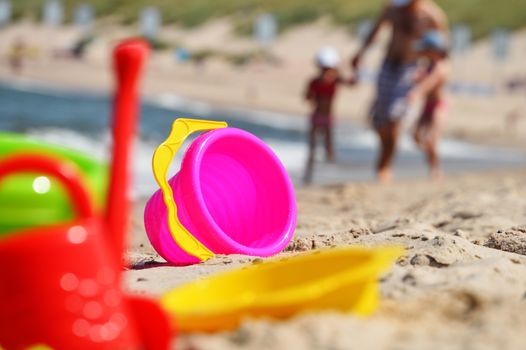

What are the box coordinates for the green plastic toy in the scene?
[0,132,107,236]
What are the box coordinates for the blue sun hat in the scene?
[414,30,448,54]
[391,0,413,7]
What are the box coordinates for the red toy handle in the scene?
[0,153,94,220]
[106,39,149,261]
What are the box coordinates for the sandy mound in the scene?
[485,227,526,255]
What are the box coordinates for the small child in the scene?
[304,47,353,184]
[8,37,27,74]
[409,31,450,180]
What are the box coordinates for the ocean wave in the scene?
[1,81,524,192]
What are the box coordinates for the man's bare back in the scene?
[353,0,447,67]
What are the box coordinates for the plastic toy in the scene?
[144,119,297,265]
[0,132,106,236]
[0,39,171,350]
[162,246,403,332]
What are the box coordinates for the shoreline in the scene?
[3,76,525,153]
[2,76,524,189]
[0,22,525,150]
[0,76,306,131]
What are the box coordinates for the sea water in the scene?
[0,81,524,198]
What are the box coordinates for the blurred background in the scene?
[0,0,525,193]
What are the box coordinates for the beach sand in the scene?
[127,169,526,350]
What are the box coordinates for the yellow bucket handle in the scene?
[152,118,228,261]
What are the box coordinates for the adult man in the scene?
[352,0,447,183]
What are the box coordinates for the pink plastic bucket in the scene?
[144,128,296,265]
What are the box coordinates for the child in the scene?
[304,47,353,184]
[409,30,449,180]
[8,37,27,74]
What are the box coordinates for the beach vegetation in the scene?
[11,0,526,39]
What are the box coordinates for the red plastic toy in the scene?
[0,39,171,350]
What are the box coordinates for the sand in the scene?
[126,169,526,350]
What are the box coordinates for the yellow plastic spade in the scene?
[162,246,403,332]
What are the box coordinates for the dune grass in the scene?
[11,0,526,38]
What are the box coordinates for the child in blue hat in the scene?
[409,30,450,180]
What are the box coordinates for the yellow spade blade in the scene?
[162,246,403,332]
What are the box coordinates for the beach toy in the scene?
[144,118,297,265]
[0,154,169,349]
[162,246,403,332]
[0,132,107,236]
[0,39,171,349]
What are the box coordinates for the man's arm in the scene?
[426,0,448,32]
[351,5,390,70]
